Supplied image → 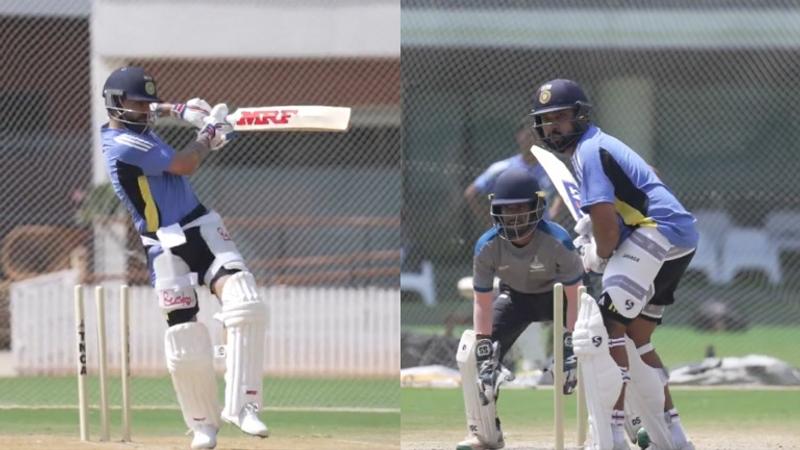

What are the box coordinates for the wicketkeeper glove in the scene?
[475,338,502,406]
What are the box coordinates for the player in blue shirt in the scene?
[464,120,563,225]
[101,66,266,449]
[530,79,696,450]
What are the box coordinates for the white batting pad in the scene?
[164,322,220,430]
[625,339,673,449]
[218,271,267,420]
[456,330,504,448]
[573,293,624,449]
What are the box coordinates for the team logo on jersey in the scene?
[529,256,545,272]
[145,81,156,96]
[539,88,551,104]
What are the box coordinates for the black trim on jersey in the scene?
[116,160,161,228]
[599,148,649,217]
[142,227,217,288]
[141,203,209,240]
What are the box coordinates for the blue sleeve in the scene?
[579,146,615,212]
[117,142,175,176]
[472,229,497,292]
[473,160,510,195]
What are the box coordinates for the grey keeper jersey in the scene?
[473,220,584,294]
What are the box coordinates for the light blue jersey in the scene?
[473,154,556,217]
[571,125,698,249]
[474,153,554,195]
[101,125,202,235]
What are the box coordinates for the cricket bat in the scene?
[226,106,351,132]
[529,145,584,220]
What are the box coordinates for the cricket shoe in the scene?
[223,402,270,438]
[190,424,218,449]
[645,442,696,450]
[624,426,649,449]
[584,418,630,450]
[635,413,696,450]
[456,434,504,450]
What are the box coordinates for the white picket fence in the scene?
[10,270,399,377]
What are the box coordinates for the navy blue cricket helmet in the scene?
[529,79,592,153]
[102,66,161,133]
[490,167,546,241]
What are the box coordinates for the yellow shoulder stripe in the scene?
[614,198,656,227]
[136,175,159,232]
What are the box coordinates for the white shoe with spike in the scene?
[190,424,218,449]
[223,402,269,438]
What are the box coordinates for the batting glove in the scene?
[573,215,593,237]
[196,103,237,151]
[575,237,609,274]
[172,98,211,129]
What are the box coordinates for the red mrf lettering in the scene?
[236,109,298,126]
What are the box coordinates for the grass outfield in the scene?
[402,387,800,431]
[0,376,398,409]
[0,407,399,450]
[0,408,399,437]
[402,387,800,449]
[403,325,800,369]
[0,377,399,448]
[651,326,800,367]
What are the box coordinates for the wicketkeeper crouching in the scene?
[457,167,583,450]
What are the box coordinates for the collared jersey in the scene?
[571,125,698,249]
[101,125,201,234]
[473,220,583,295]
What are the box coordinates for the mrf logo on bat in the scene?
[235,109,299,126]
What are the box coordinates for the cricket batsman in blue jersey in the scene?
[101,66,267,449]
[531,79,697,450]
